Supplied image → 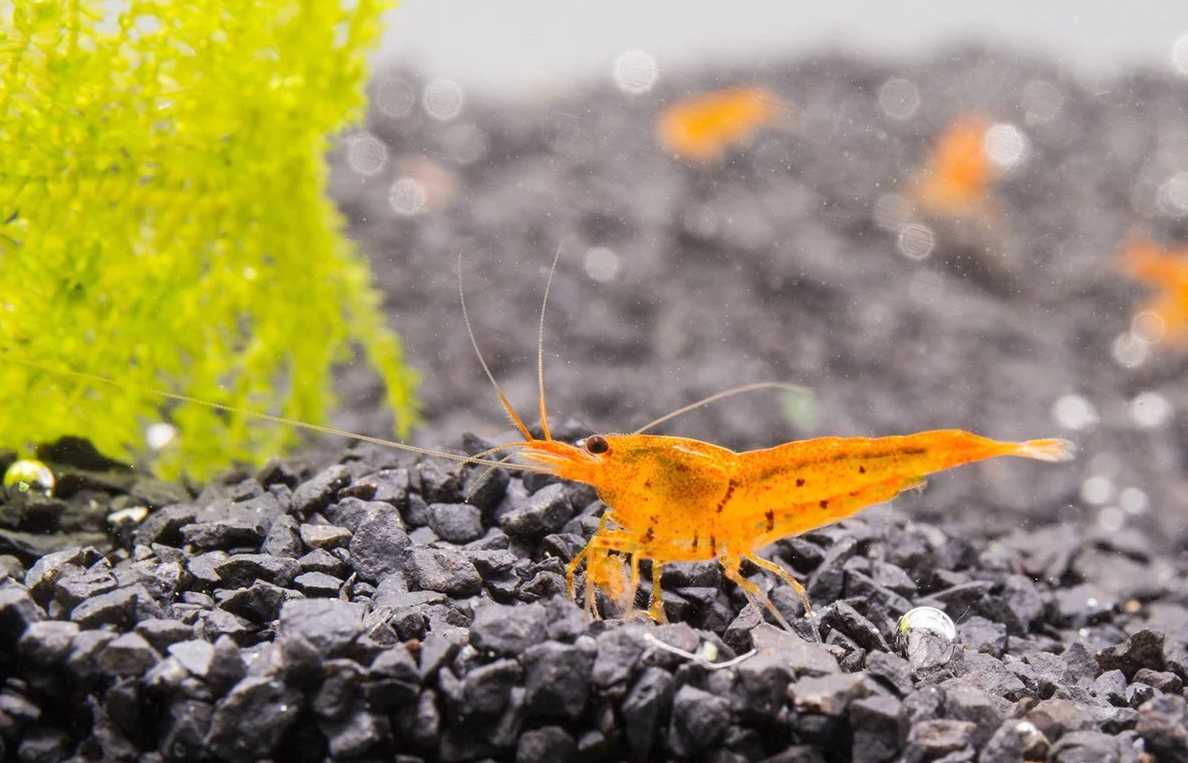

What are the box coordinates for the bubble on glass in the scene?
[375,77,416,118]
[3,459,54,497]
[583,246,621,283]
[1080,475,1114,506]
[388,178,427,216]
[1129,391,1173,428]
[1119,487,1149,515]
[613,50,659,95]
[1172,33,1188,76]
[984,123,1028,171]
[898,223,936,260]
[1111,331,1150,369]
[1159,172,1188,216]
[897,606,957,669]
[145,422,178,451]
[1097,506,1125,532]
[442,124,488,166]
[873,193,913,232]
[422,79,464,121]
[1052,394,1098,430]
[345,132,387,177]
[878,77,920,120]
[1131,311,1167,344]
[1021,80,1063,124]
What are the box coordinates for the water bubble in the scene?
[583,246,621,283]
[1080,475,1114,506]
[375,77,416,118]
[145,422,178,450]
[422,79,464,121]
[3,459,54,497]
[898,223,936,260]
[388,178,426,216]
[896,606,957,669]
[1173,33,1188,76]
[1159,172,1188,216]
[613,50,658,95]
[1119,487,1149,515]
[1130,391,1173,428]
[442,124,487,166]
[346,132,388,176]
[1132,311,1167,344]
[1097,506,1125,532]
[873,193,913,232]
[984,123,1028,171]
[1052,394,1099,430]
[878,77,920,120]
[1111,331,1150,369]
[1021,80,1063,124]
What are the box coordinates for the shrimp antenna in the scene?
[457,253,535,441]
[536,243,564,442]
[3,353,555,475]
[633,381,811,435]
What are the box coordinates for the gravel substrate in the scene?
[4,47,1188,761]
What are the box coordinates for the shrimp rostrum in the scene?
[462,252,1074,633]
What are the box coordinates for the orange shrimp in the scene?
[656,86,780,162]
[913,115,995,215]
[7,250,1075,637]
[1122,238,1188,346]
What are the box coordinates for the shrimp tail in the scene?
[1011,438,1076,463]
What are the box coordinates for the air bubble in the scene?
[145,423,178,450]
[613,50,658,95]
[1097,506,1125,532]
[423,79,464,121]
[878,78,920,120]
[1159,172,1188,216]
[1052,394,1098,430]
[984,123,1028,171]
[347,132,388,176]
[1080,475,1114,506]
[898,223,936,260]
[1131,311,1167,344]
[896,606,957,669]
[3,459,54,498]
[583,246,621,283]
[388,178,426,216]
[375,77,416,118]
[1129,391,1173,428]
[1119,487,1149,515]
[1111,332,1150,369]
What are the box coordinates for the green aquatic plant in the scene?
[0,0,418,478]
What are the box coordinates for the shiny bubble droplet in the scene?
[1052,394,1098,431]
[388,178,426,216]
[613,50,658,95]
[1111,332,1150,369]
[1130,391,1173,428]
[347,132,388,176]
[375,77,416,118]
[897,606,957,669]
[898,223,936,260]
[984,123,1028,171]
[583,246,621,283]
[878,77,920,120]
[423,79,464,121]
[145,423,178,451]
[1132,311,1167,344]
[3,459,55,497]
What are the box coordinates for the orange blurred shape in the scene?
[914,116,994,214]
[1122,239,1188,347]
[657,87,780,162]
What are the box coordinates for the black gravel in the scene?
[4,48,1188,762]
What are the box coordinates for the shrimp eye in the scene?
[584,435,609,454]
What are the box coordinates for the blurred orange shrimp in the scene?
[657,87,781,162]
[1122,238,1188,347]
[913,115,995,215]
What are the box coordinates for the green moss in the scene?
[0,0,419,478]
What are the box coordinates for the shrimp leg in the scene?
[744,553,817,636]
[648,561,668,624]
[719,554,801,637]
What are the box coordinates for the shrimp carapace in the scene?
[530,429,1072,633]
[1122,239,1188,347]
[913,115,995,215]
[656,86,781,162]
